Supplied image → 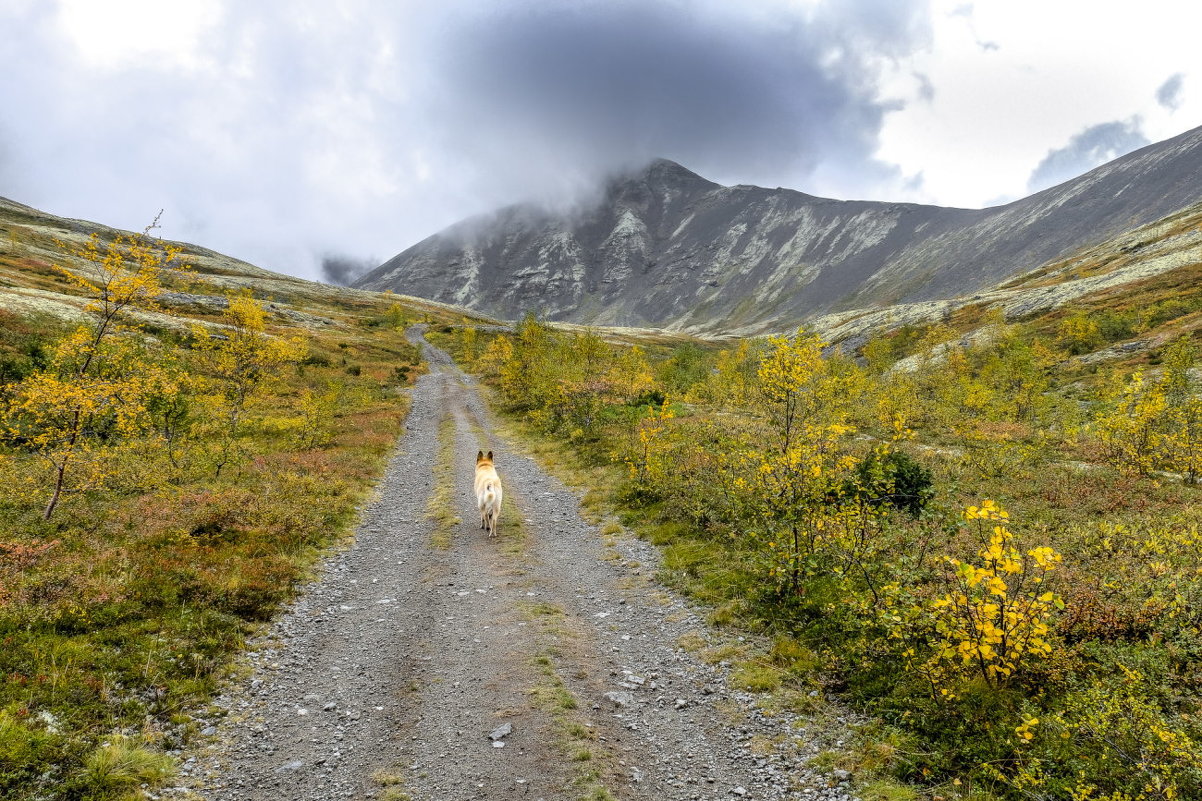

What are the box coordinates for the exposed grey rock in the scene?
[1076,338,1157,364]
[604,691,635,708]
[489,722,513,741]
[157,292,229,313]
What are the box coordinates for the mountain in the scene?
[356,126,1202,335]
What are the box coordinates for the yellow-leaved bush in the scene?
[2,223,188,517]
[190,292,305,476]
[1092,337,1202,482]
[902,500,1064,696]
[627,396,674,488]
[743,330,862,591]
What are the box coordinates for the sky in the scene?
[0,0,1199,284]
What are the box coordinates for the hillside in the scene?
[807,199,1202,357]
[358,125,1202,335]
[0,195,489,333]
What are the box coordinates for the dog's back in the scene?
[475,450,503,537]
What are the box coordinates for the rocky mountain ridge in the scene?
[357,125,1202,335]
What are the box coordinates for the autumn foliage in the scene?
[441,315,1202,801]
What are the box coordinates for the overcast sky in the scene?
[1,0,1200,283]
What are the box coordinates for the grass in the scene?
[426,413,461,549]
[520,600,617,801]
[729,662,786,693]
[859,779,922,801]
[372,769,412,801]
[82,736,176,794]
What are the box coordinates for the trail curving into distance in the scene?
[180,327,855,801]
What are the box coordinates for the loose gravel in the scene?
[175,327,859,801]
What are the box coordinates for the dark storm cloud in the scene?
[1026,118,1149,193]
[0,0,930,279]
[422,0,930,199]
[320,254,375,286]
[1157,73,1185,111]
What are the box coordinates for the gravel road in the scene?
[178,328,857,801]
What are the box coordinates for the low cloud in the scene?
[1157,73,1185,111]
[420,0,933,206]
[1026,118,1149,193]
[320,254,376,287]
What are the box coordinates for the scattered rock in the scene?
[604,691,635,708]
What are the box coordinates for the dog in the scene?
[475,450,503,538]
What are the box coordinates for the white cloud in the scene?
[876,0,1202,208]
[53,0,222,70]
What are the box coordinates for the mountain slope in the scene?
[0,194,493,332]
[357,125,1202,334]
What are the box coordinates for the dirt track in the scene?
[179,328,856,801]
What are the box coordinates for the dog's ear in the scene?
[476,450,484,462]
[487,450,493,461]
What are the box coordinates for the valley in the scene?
[1,126,1201,800]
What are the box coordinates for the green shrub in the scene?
[853,450,934,516]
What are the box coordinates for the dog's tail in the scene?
[483,482,500,536]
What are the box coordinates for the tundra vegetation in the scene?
[431,309,1202,801]
[0,226,431,799]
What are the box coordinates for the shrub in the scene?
[897,501,1063,696]
[853,450,933,517]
